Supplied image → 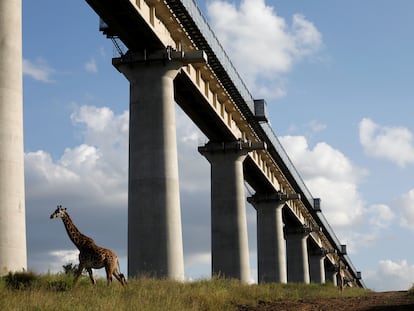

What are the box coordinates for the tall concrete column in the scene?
[0,0,27,275]
[309,248,326,284]
[326,265,338,286]
[114,53,182,280]
[247,193,289,283]
[285,227,310,283]
[113,49,205,280]
[199,140,264,282]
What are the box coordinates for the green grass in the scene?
[0,272,369,311]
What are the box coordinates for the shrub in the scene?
[3,271,39,290]
[62,263,78,275]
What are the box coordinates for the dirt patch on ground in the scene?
[239,291,414,311]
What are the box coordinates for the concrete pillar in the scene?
[113,50,191,280]
[113,48,206,280]
[199,140,263,282]
[326,265,338,286]
[0,0,27,275]
[247,193,286,283]
[285,227,310,283]
[309,248,326,284]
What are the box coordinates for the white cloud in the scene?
[25,150,80,201]
[278,135,396,251]
[40,250,79,274]
[25,105,130,208]
[365,260,414,291]
[176,108,209,193]
[207,0,322,98]
[185,252,211,267]
[280,135,364,184]
[23,58,54,82]
[392,188,414,230]
[50,250,79,264]
[366,204,395,229]
[279,136,363,228]
[71,105,120,132]
[84,58,98,73]
[359,118,414,167]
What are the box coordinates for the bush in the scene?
[47,279,72,291]
[3,271,39,290]
[62,263,78,275]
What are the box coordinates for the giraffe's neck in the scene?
[61,214,94,250]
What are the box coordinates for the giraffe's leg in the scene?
[114,258,127,286]
[74,263,84,286]
[105,266,113,285]
[87,268,96,285]
[113,272,127,287]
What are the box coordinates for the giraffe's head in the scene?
[50,205,68,219]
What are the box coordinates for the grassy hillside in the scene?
[0,271,369,311]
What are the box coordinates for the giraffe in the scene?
[50,205,127,286]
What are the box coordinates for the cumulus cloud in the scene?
[366,204,395,229]
[279,135,366,227]
[49,250,79,270]
[176,108,209,193]
[359,118,414,167]
[279,135,396,252]
[392,188,414,230]
[207,0,322,98]
[26,106,129,207]
[365,260,414,291]
[23,58,55,82]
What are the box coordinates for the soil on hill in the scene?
[239,291,414,311]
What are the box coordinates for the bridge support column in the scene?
[113,48,206,280]
[326,265,338,286]
[309,248,326,284]
[0,0,27,275]
[199,140,264,282]
[285,227,310,283]
[247,192,298,283]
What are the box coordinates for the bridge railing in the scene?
[177,0,254,108]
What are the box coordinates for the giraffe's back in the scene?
[79,245,118,270]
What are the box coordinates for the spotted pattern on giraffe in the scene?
[50,205,127,286]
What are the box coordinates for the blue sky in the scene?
[22,0,414,291]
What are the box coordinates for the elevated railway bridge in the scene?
[85,0,365,287]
